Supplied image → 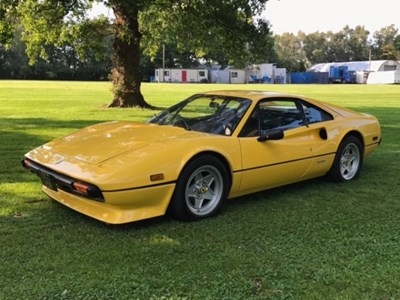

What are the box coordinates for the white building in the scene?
[367,70,400,84]
[155,69,208,83]
[209,67,246,84]
[309,60,400,84]
[249,63,287,83]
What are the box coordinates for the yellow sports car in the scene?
[22,91,381,224]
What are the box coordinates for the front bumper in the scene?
[43,183,175,224]
[22,158,104,201]
[23,158,175,224]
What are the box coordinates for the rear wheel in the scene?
[170,155,229,221]
[328,135,363,182]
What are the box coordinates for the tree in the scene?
[321,26,368,62]
[372,25,400,60]
[341,25,370,61]
[140,0,274,68]
[1,0,274,108]
[274,32,306,72]
[395,35,400,56]
[303,31,329,65]
[324,30,348,62]
[0,11,112,80]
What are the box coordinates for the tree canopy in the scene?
[274,25,400,71]
[1,1,400,101]
[1,0,274,108]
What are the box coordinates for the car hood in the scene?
[35,121,187,165]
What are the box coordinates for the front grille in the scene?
[22,158,104,202]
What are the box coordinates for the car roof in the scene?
[200,90,305,101]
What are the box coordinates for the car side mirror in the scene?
[257,129,284,142]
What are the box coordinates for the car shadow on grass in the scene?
[0,118,109,184]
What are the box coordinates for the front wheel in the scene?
[328,136,363,182]
[169,155,230,221]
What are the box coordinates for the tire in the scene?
[328,135,363,182]
[169,155,230,221]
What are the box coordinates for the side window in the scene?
[240,99,304,137]
[301,102,333,124]
[259,100,303,133]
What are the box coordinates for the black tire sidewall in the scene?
[169,155,230,221]
[329,135,363,182]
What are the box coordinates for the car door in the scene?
[297,99,337,177]
[237,97,317,195]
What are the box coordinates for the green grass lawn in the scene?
[0,80,399,299]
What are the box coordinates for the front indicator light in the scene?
[72,181,104,201]
[22,159,33,170]
[150,173,165,181]
[72,182,89,194]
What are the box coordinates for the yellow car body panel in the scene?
[23,90,381,224]
[43,183,176,224]
[26,127,244,191]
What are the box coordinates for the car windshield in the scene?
[147,94,252,135]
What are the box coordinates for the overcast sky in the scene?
[90,0,400,35]
[264,0,400,35]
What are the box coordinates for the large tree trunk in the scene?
[108,5,153,108]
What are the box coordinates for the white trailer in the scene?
[249,63,286,83]
[209,68,245,84]
[229,69,246,84]
[367,70,400,84]
[154,69,170,82]
[155,69,208,83]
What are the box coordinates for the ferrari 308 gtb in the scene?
[22,91,381,224]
